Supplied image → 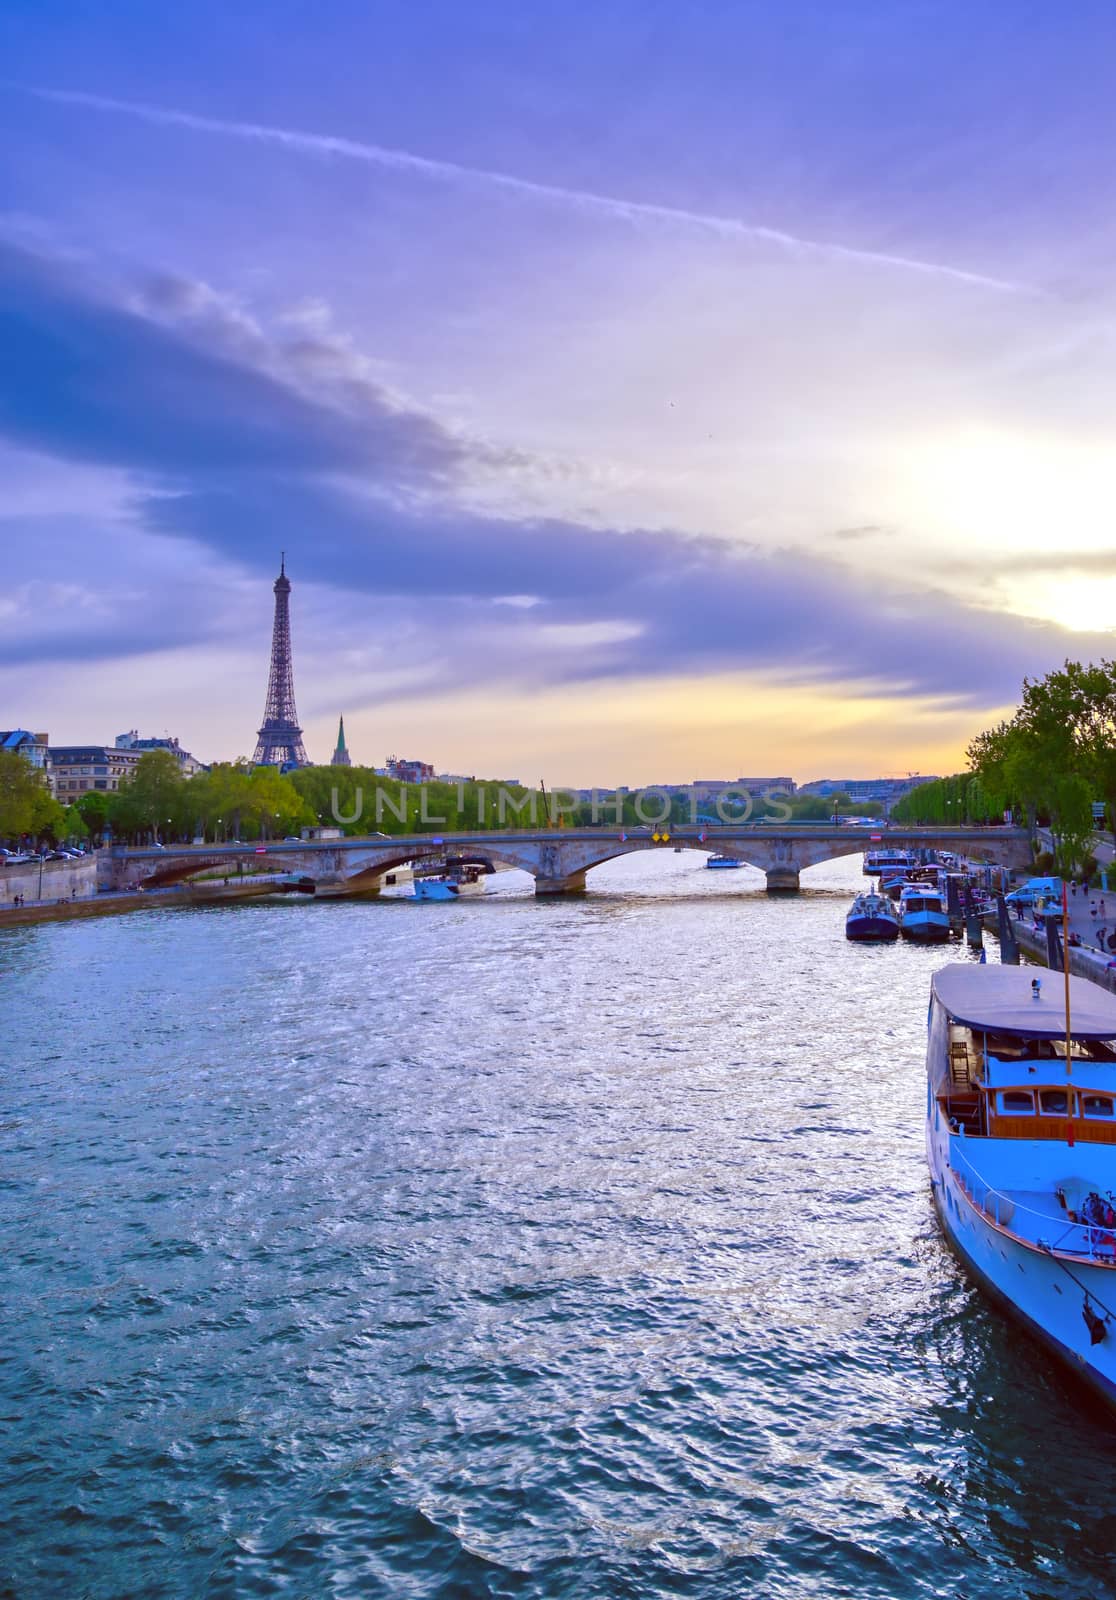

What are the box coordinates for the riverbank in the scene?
[987,909,1116,994]
[0,879,301,928]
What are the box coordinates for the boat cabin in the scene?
[944,1027,1116,1143]
[930,966,1116,1145]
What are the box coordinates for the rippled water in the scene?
[3,852,1116,1599]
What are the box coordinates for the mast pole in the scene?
[1063,881,1074,1145]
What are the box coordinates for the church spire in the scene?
[331,714,352,767]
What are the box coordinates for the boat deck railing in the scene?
[949,1142,1116,1263]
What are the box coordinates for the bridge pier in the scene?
[764,867,800,894]
[534,871,587,896]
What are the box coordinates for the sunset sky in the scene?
[3,1,1116,784]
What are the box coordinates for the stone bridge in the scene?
[101,825,1033,897]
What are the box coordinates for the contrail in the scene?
[25,85,1027,294]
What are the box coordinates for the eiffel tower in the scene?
[252,555,309,767]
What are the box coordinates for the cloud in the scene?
[830,523,893,542]
[19,86,1031,294]
[0,238,1107,712]
[141,471,1116,710]
[945,549,1116,577]
[0,240,467,485]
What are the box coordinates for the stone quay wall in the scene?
[0,856,98,909]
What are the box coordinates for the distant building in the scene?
[330,716,352,768]
[50,744,143,796]
[114,731,204,776]
[797,776,940,810]
[386,756,435,784]
[690,776,797,798]
[0,730,51,782]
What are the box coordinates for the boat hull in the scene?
[706,858,742,870]
[901,914,951,942]
[413,879,458,900]
[845,915,899,941]
[413,876,487,900]
[928,1140,1116,1409]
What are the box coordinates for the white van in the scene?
[1004,876,1063,910]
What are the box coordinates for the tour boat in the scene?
[845,891,900,941]
[412,864,488,901]
[927,964,1116,1409]
[898,883,951,942]
[706,854,742,870]
[865,848,917,877]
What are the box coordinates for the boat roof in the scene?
[932,963,1116,1039]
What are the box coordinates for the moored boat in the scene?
[899,883,951,942]
[927,964,1116,1409]
[413,863,489,900]
[865,848,917,877]
[845,891,900,941]
[706,854,742,870]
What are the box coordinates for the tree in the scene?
[963,658,1116,874]
[0,751,64,840]
[74,791,114,844]
[121,749,187,842]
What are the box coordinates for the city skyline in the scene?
[4,3,1116,784]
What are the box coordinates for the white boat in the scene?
[413,864,489,900]
[706,854,742,870]
[898,883,951,943]
[845,891,900,942]
[927,964,1116,1409]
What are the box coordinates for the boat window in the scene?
[999,1090,1035,1115]
[1039,1089,1069,1116]
[1082,1094,1115,1119]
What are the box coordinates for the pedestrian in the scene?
[1098,929,1107,951]
[1102,898,1107,918]
[1071,879,1078,897]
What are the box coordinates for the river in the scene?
[2,851,1114,1599]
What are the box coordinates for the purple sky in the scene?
[3,2,1115,782]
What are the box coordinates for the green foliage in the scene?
[892,659,1116,875]
[0,750,66,840]
[82,756,315,843]
[964,659,1116,873]
[890,774,995,826]
[74,791,114,842]
[287,766,545,835]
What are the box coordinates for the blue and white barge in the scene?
[928,965,1116,1407]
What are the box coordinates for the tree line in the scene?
[892,658,1116,878]
[2,748,882,848]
